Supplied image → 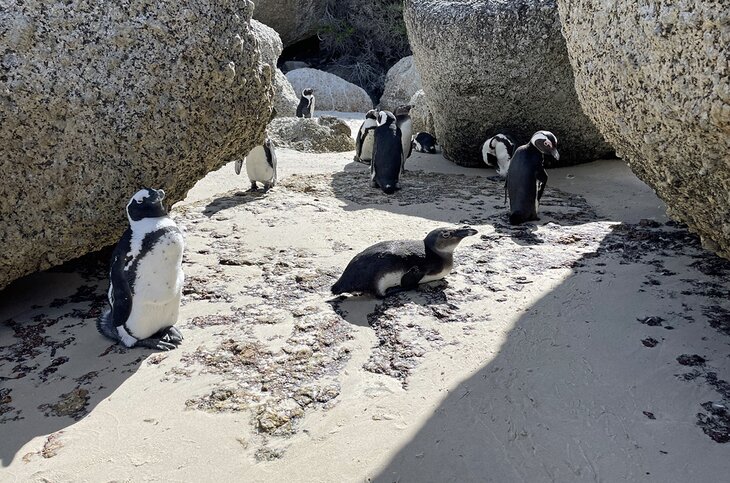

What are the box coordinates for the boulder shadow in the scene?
[0,253,151,466]
[374,222,730,482]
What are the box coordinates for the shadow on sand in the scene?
[374,222,730,482]
[202,189,268,217]
[0,252,149,466]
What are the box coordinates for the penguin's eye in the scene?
[441,232,451,239]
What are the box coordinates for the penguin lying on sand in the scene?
[296,88,315,118]
[331,226,478,298]
[412,132,439,154]
[506,130,559,225]
[481,133,516,177]
[371,110,403,194]
[235,138,277,191]
[97,188,185,350]
[354,109,379,164]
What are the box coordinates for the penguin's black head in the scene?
[394,104,412,116]
[424,226,478,254]
[302,88,314,97]
[365,109,379,120]
[378,110,396,126]
[530,131,560,161]
[126,188,167,222]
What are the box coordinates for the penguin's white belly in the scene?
[495,143,511,178]
[126,232,184,339]
[377,271,405,295]
[246,146,275,183]
[420,264,453,284]
[400,119,413,159]
[361,132,375,161]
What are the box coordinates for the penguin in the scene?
[331,226,478,298]
[370,110,403,194]
[296,88,315,118]
[354,109,379,164]
[394,105,413,172]
[481,133,517,177]
[506,130,559,225]
[235,138,277,191]
[412,132,439,154]
[97,188,185,351]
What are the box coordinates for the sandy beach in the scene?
[1,113,728,482]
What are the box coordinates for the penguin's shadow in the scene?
[202,190,266,217]
[327,281,449,328]
[0,261,149,467]
[491,219,546,247]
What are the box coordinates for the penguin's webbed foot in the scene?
[263,182,273,192]
[248,182,258,192]
[136,326,183,351]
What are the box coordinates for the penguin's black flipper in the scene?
[354,123,365,162]
[400,266,424,291]
[107,230,134,333]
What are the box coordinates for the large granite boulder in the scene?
[379,56,422,111]
[268,117,355,153]
[252,20,298,117]
[251,0,327,47]
[0,0,274,290]
[286,68,373,112]
[557,1,730,257]
[403,0,612,167]
[409,89,435,134]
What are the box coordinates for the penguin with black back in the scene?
[506,130,559,225]
[331,226,478,298]
[354,109,379,164]
[235,138,277,191]
[394,104,413,172]
[370,110,403,194]
[412,132,439,154]
[481,133,517,177]
[97,188,185,350]
[296,88,315,118]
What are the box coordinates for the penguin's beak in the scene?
[550,148,560,161]
[453,226,478,238]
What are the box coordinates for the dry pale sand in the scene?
[1,112,729,482]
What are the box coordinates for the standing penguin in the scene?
[235,138,277,191]
[354,109,379,164]
[296,88,316,118]
[394,105,413,173]
[331,226,478,298]
[481,133,517,177]
[506,131,559,225]
[412,132,439,154]
[371,110,403,194]
[97,188,185,350]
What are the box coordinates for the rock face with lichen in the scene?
[403,0,612,167]
[252,20,298,117]
[557,0,730,258]
[0,0,274,290]
[268,116,354,153]
[379,56,422,112]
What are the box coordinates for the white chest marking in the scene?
[246,145,276,183]
[495,142,511,178]
[126,217,177,270]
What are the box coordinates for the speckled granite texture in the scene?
[557,0,730,258]
[404,0,612,167]
[379,56,422,112]
[252,20,298,117]
[0,0,274,289]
